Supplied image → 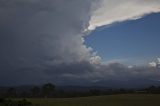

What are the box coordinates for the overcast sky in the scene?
[0,0,160,87]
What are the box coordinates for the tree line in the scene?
[1,83,160,98]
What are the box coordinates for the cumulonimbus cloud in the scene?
[0,0,160,87]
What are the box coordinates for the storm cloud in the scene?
[0,0,160,87]
[0,0,98,85]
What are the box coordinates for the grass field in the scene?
[25,94,160,106]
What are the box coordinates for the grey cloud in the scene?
[58,63,160,87]
[0,0,94,85]
[0,0,160,87]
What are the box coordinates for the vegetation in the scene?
[1,83,160,98]
[22,94,160,106]
[42,83,55,98]
[1,83,160,106]
[1,94,160,106]
[0,98,32,106]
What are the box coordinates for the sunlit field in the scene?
[25,94,160,106]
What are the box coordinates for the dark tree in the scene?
[30,86,40,97]
[6,88,17,98]
[42,83,55,98]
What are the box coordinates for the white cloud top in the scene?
[149,58,160,68]
[88,0,160,30]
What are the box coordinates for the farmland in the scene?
[25,94,160,106]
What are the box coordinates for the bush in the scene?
[0,98,32,106]
[17,98,32,106]
[0,98,5,103]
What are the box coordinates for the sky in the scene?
[0,0,160,88]
[85,13,160,65]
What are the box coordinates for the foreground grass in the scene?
[23,94,160,106]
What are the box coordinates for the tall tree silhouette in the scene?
[42,83,55,98]
[30,86,40,97]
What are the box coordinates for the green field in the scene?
[25,94,160,106]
